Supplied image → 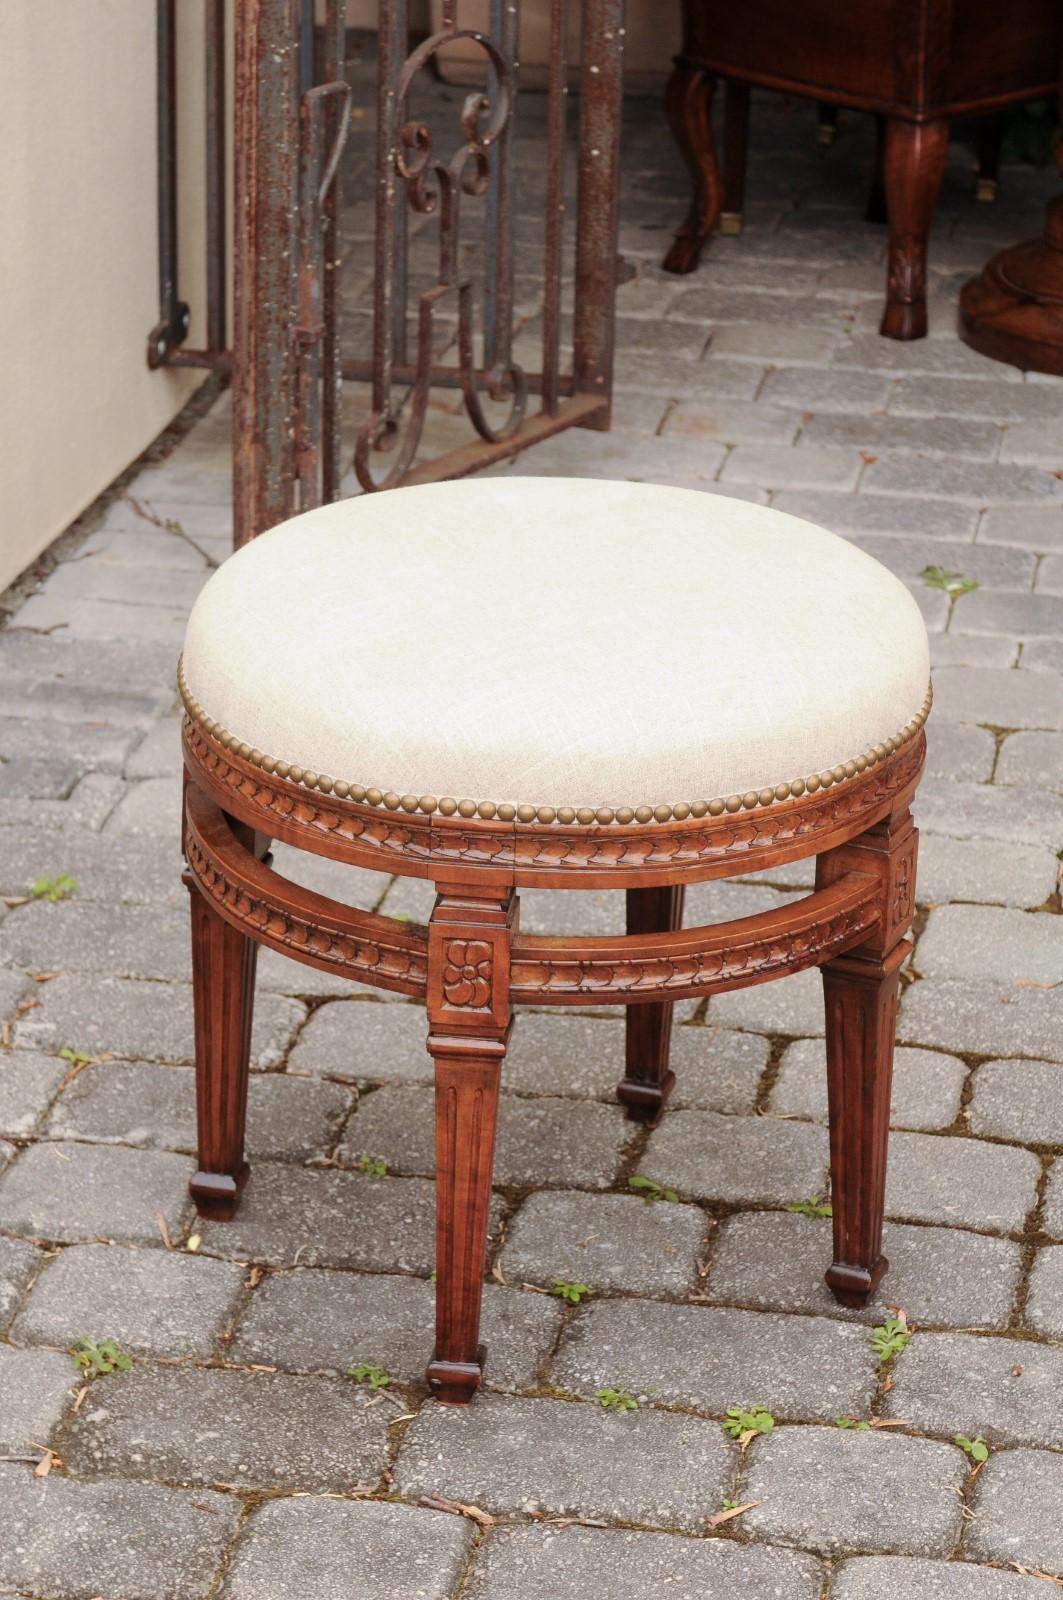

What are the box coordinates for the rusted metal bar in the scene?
[541,0,568,414]
[320,0,348,502]
[483,0,517,376]
[399,392,606,486]
[572,0,624,427]
[147,0,190,368]
[204,0,228,357]
[232,0,301,546]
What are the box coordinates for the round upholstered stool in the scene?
[179,478,929,1403]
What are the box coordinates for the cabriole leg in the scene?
[817,808,918,1307]
[880,117,949,340]
[618,884,685,1124]
[183,806,269,1221]
[426,884,516,1404]
[662,59,721,274]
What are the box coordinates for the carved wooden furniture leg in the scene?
[720,80,750,235]
[662,58,721,274]
[817,807,918,1307]
[618,885,685,1124]
[425,885,516,1404]
[880,117,949,340]
[184,802,270,1221]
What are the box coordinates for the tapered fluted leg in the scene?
[618,885,685,1124]
[817,808,918,1307]
[184,804,269,1221]
[662,58,721,274]
[880,117,949,339]
[426,885,516,1404]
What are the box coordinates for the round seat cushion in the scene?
[181,478,929,816]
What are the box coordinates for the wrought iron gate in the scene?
[149,0,624,546]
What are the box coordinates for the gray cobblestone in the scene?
[1,900,191,982]
[833,333,1014,380]
[773,489,978,540]
[771,1041,965,1131]
[862,458,1061,505]
[230,1267,559,1391]
[884,1129,1039,1232]
[917,905,1063,985]
[888,376,1063,422]
[709,965,825,1036]
[885,1331,1063,1448]
[929,635,1018,668]
[0,1140,194,1245]
[104,772,182,834]
[670,1025,771,1113]
[0,754,84,800]
[914,779,1063,848]
[341,1085,629,1188]
[1,772,128,833]
[1045,1168,1063,1239]
[710,324,845,364]
[221,1498,472,1600]
[1023,639,1063,672]
[12,1242,243,1358]
[0,1049,68,1137]
[721,443,861,490]
[0,1234,41,1330]
[800,413,1001,460]
[980,505,1063,550]
[64,1364,390,1491]
[661,398,800,444]
[642,1111,828,1205]
[760,367,892,413]
[463,1523,823,1600]
[967,1058,1063,1146]
[0,1346,74,1452]
[966,1448,1063,1577]
[1037,553,1063,594]
[900,979,1063,1063]
[551,1299,875,1421]
[125,715,182,778]
[394,1393,732,1530]
[1025,1245,1063,1335]
[196,1161,463,1273]
[930,666,1063,728]
[0,826,186,907]
[500,1188,710,1295]
[833,1557,1052,1599]
[999,420,1063,463]
[923,721,996,784]
[0,1464,240,1600]
[15,975,305,1067]
[12,593,191,644]
[951,591,1063,639]
[45,1059,351,1159]
[501,1011,621,1099]
[852,533,1036,593]
[704,1211,1021,1328]
[996,730,1063,786]
[741,1425,967,1555]
[0,967,30,1022]
[288,999,425,1084]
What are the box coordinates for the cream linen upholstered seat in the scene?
[180,477,930,819]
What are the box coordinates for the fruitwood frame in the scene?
[182,705,924,1403]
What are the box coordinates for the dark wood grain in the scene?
[618,885,685,1122]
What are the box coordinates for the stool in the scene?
[179,478,929,1403]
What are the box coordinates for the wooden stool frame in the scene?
[181,699,925,1404]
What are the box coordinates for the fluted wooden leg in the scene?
[880,117,949,340]
[817,808,918,1307]
[184,797,269,1221]
[426,884,516,1404]
[618,885,685,1124]
[662,58,721,274]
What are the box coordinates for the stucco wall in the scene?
[0,2,211,593]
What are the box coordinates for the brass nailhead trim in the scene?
[178,658,931,829]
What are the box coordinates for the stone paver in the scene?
[196,1161,463,1274]
[967,1058,1063,1146]
[771,1040,966,1131]
[884,1130,1039,1233]
[833,1557,1053,1599]
[46,1058,351,1158]
[996,729,1063,788]
[1026,1245,1063,1335]
[0,1345,75,1452]
[341,1085,629,1188]
[230,1268,560,1391]
[641,1111,829,1205]
[0,1141,194,1245]
[914,835,1059,910]
[704,1211,1021,1329]
[500,1189,709,1295]
[15,973,304,1067]
[885,1332,1063,1448]
[0,1464,241,1600]
[707,966,826,1036]
[742,1425,967,1555]
[394,1393,732,1530]
[901,979,1063,1063]
[966,1448,1063,1576]
[551,1299,875,1421]
[12,1243,244,1358]
[1,900,205,982]
[929,666,1063,729]
[918,905,1063,985]
[288,997,425,1082]
[1045,1168,1063,1240]
[0,1234,41,1330]
[463,1523,823,1600]
[221,1498,472,1600]
[64,1365,391,1491]
[0,1049,69,1137]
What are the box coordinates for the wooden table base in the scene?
[960,193,1063,377]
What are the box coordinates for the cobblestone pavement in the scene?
[2,43,1063,1600]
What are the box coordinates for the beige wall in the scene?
[0,2,212,593]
